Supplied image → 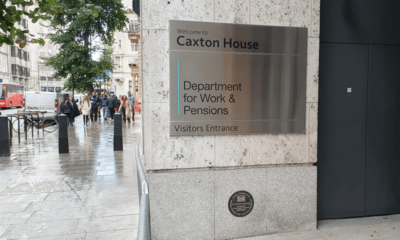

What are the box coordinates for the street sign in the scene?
[169,20,308,136]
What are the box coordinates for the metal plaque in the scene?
[228,191,254,217]
[170,20,307,136]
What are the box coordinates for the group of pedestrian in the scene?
[60,91,137,127]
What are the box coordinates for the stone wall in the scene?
[141,1,320,239]
[142,0,320,170]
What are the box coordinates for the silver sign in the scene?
[170,20,307,136]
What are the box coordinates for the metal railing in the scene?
[135,144,151,240]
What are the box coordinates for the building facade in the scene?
[0,12,31,89]
[112,0,140,98]
[128,16,141,102]
[28,20,66,92]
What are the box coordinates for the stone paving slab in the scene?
[0,114,141,239]
[236,215,400,240]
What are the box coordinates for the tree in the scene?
[42,0,128,93]
[0,0,58,47]
[45,46,113,93]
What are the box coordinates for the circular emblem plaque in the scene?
[228,191,254,217]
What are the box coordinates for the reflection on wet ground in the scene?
[0,114,141,239]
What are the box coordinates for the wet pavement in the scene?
[0,114,141,239]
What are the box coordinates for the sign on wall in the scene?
[170,20,307,136]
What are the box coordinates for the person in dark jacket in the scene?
[101,94,109,120]
[60,97,73,127]
[68,96,79,127]
[107,94,116,120]
[89,92,100,122]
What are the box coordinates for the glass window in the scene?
[0,85,3,98]
[11,46,16,57]
[55,77,61,81]
[40,76,46,81]
[56,87,61,92]
[131,43,138,51]
[41,87,47,92]
[129,81,133,88]
[48,87,54,92]
[119,40,121,49]
[48,77,53,81]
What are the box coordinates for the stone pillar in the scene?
[141,1,320,239]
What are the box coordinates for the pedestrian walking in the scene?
[89,92,100,122]
[60,97,73,127]
[127,92,136,122]
[69,96,79,127]
[81,95,91,126]
[118,95,132,123]
[101,93,109,120]
[107,94,116,120]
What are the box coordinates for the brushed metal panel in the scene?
[169,20,307,136]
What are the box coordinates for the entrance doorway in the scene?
[317,0,400,219]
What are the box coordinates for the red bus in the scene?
[0,83,25,109]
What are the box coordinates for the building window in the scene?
[55,77,61,81]
[40,76,46,81]
[48,87,54,92]
[131,43,138,52]
[41,87,47,92]
[18,49,22,59]
[129,80,133,88]
[48,77,53,81]
[119,40,121,49]
[11,64,18,75]
[56,87,61,92]
[11,46,16,57]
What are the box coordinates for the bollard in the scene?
[58,114,69,154]
[0,116,10,156]
[114,113,123,151]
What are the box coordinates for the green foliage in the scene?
[0,0,58,47]
[44,45,113,93]
[42,0,128,93]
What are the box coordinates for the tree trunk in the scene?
[87,84,94,95]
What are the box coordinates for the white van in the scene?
[24,92,65,117]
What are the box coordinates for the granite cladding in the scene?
[142,0,320,170]
[148,165,317,239]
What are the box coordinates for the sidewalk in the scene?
[237,214,400,240]
[0,114,141,239]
